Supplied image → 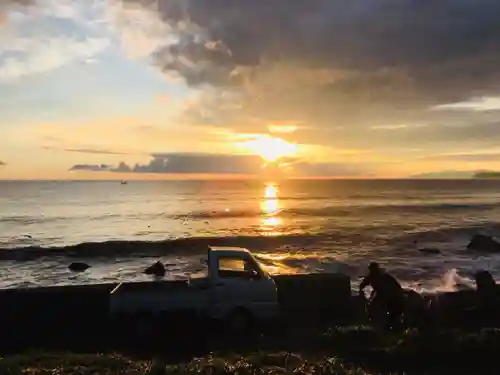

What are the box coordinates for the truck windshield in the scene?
[219,258,246,272]
[218,257,261,279]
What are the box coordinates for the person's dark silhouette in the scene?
[474,270,499,326]
[359,262,405,329]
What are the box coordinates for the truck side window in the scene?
[218,257,260,279]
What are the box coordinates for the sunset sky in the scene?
[2,0,500,179]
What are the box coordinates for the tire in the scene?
[131,313,155,339]
[111,313,128,338]
[226,309,254,333]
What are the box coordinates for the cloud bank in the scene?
[112,0,500,151]
[69,152,367,177]
[70,153,264,174]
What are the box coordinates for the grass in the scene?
[0,352,149,375]
[321,326,500,372]
[0,351,380,375]
[3,326,500,374]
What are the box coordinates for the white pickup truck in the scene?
[109,246,280,332]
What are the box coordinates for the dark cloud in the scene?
[43,146,130,156]
[69,153,264,174]
[121,153,263,174]
[68,152,368,176]
[69,164,112,172]
[115,0,500,144]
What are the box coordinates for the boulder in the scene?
[467,234,500,253]
[144,261,166,277]
[68,262,90,272]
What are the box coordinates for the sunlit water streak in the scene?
[260,183,283,236]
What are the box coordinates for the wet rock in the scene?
[475,270,496,291]
[68,262,90,272]
[144,261,166,277]
[467,234,500,253]
[418,247,441,255]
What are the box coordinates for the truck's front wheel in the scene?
[225,309,254,332]
[132,313,156,339]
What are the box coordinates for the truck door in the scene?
[213,256,277,319]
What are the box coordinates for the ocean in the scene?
[1,179,500,292]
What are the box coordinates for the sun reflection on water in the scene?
[260,182,282,235]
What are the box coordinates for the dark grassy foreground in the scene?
[2,326,500,375]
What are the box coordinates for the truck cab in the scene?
[206,246,279,321]
[109,246,279,330]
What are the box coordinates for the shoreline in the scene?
[0,230,495,295]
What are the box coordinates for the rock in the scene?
[68,262,90,272]
[144,261,166,277]
[467,234,500,253]
[475,270,496,291]
[419,247,441,255]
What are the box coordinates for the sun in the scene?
[239,135,297,162]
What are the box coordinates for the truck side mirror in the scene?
[249,269,260,280]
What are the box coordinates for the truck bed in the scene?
[111,280,191,294]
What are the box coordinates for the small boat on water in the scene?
[121,181,128,185]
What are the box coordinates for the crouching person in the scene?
[359,262,405,330]
[474,270,500,327]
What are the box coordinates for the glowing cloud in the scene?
[237,135,297,162]
[268,124,299,134]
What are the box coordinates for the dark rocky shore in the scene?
[1,274,500,374]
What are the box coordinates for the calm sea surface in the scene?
[1,179,500,291]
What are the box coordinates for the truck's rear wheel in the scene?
[226,309,254,332]
[128,313,156,339]
[134,319,151,338]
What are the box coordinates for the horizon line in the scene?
[0,177,485,182]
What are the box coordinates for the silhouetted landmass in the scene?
[474,171,500,179]
[409,170,475,179]
[409,170,500,179]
